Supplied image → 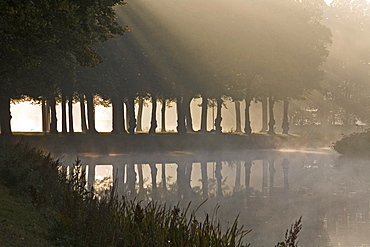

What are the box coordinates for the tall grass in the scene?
[51,161,251,246]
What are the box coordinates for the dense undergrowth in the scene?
[0,142,301,246]
[333,129,370,157]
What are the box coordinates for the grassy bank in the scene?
[0,183,55,246]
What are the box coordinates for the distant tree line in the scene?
[1,0,369,136]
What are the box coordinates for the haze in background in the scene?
[9,0,370,133]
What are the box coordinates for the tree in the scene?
[0,0,127,135]
[136,97,145,132]
[257,0,331,134]
[319,0,370,126]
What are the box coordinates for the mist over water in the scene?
[7,0,370,246]
[54,148,370,246]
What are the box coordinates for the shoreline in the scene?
[0,132,338,156]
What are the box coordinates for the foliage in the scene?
[320,0,370,125]
[275,217,302,247]
[3,0,370,136]
[0,0,129,135]
[333,129,370,156]
[0,142,61,202]
[0,183,56,246]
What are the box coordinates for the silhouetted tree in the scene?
[0,0,127,135]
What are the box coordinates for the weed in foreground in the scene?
[275,217,302,247]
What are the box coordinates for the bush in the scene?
[333,129,370,156]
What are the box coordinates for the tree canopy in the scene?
[4,0,370,135]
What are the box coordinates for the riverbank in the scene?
[0,184,55,247]
[0,131,339,155]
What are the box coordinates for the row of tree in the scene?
[0,0,128,135]
[1,0,369,136]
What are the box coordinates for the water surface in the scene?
[60,148,370,246]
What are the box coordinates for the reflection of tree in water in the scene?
[126,163,137,199]
[94,176,113,197]
[69,151,370,246]
[149,163,158,198]
[233,161,242,193]
[245,160,252,194]
[201,162,208,198]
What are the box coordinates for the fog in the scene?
[11,0,370,134]
[54,148,370,246]
[7,0,370,246]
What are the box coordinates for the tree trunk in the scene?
[79,94,87,133]
[345,108,350,126]
[121,99,127,134]
[68,94,74,136]
[136,97,144,132]
[282,98,290,134]
[149,95,157,134]
[234,161,241,193]
[177,162,186,199]
[331,112,335,125]
[244,94,252,135]
[176,96,186,134]
[282,158,290,191]
[42,99,46,133]
[42,98,50,134]
[86,93,98,134]
[127,96,136,135]
[260,97,268,132]
[262,160,268,194]
[61,93,67,135]
[161,164,167,191]
[320,105,328,127]
[245,160,252,193]
[215,96,223,133]
[200,94,208,132]
[269,159,276,194]
[127,164,137,199]
[161,98,166,132]
[184,163,193,198]
[215,161,223,197]
[125,101,130,132]
[267,97,276,135]
[201,162,208,199]
[137,164,144,199]
[49,96,58,134]
[0,96,12,136]
[111,97,124,134]
[234,100,242,132]
[184,95,194,132]
[149,163,158,198]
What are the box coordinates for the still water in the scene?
[59,148,370,246]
